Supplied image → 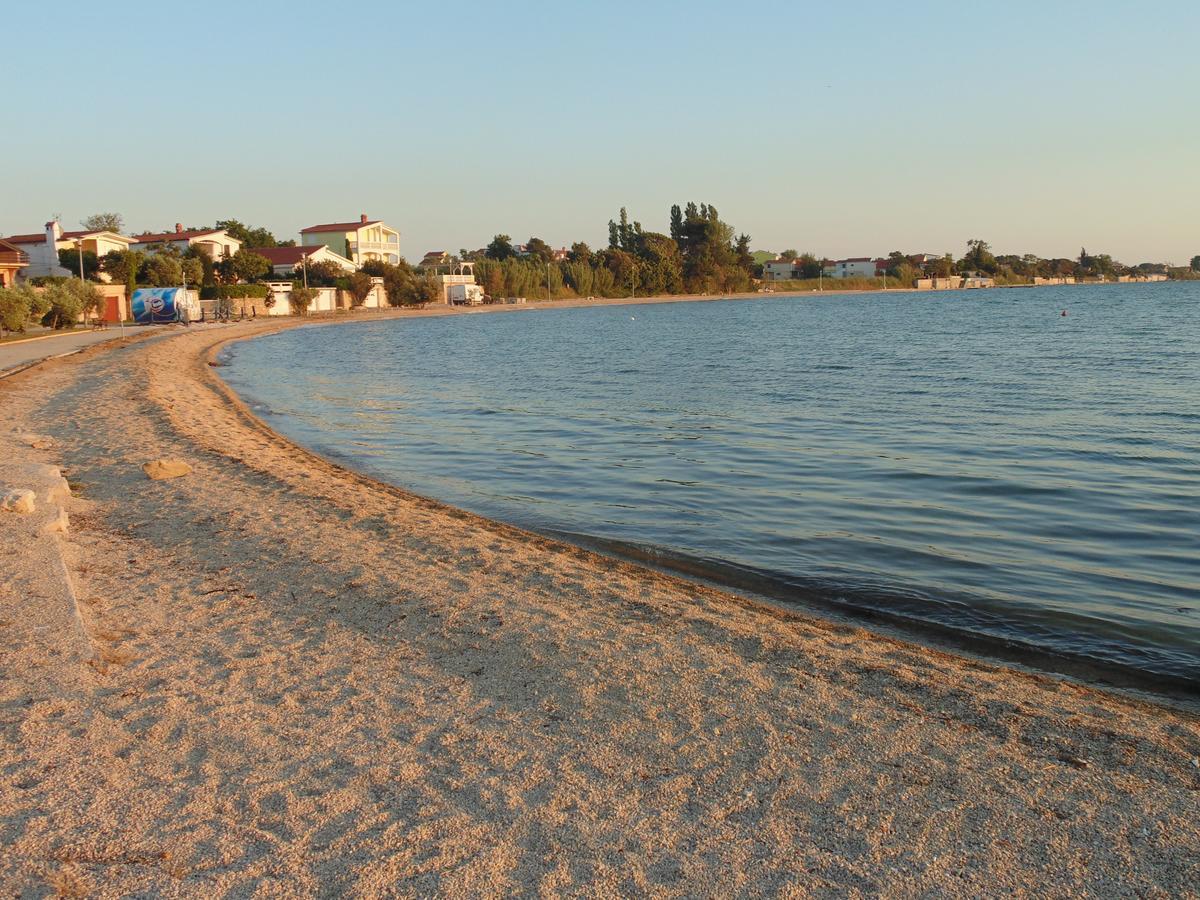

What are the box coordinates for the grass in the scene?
[761,276,910,292]
[0,326,89,345]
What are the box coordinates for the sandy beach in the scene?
[1,313,1198,896]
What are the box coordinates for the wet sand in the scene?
[1,316,1197,896]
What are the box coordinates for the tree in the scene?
[185,245,216,286]
[779,249,798,260]
[215,219,279,248]
[302,259,348,287]
[568,242,592,264]
[102,249,145,300]
[960,239,998,274]
[796,253,822,278]
[218,250,271,283]
[669,205,684,243]
[140,253,184,287]
[1191,255,1200,272]
[57,247,101,281]
[734,234,754,272]
[525,237,553,263]
[40,279,102,329]
[486,234,515,261]
[345,271,374,308]
[288,285,317,315]
[411,274,442,306]
[80,213,123,233]
[0,283,48,336]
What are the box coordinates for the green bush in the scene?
[0,283,49,335]
[199,284,269,300]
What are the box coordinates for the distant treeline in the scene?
[457,203,755,299]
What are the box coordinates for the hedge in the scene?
[199,284,271,300]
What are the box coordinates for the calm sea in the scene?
[222,285,1200,689]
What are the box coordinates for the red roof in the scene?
[301,220,380,234]
[133,228,226,243]
[253,246,326,265]
[0,233,46,245]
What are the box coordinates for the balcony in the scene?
[0,250,30,267]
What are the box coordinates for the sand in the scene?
[0,313,1197,897]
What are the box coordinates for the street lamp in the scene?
[75,238,86,282]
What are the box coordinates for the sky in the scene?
[4,0,1198,264]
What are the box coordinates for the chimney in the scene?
[45,219,63,244]
[175,223,183,234]
[360,213,368,224]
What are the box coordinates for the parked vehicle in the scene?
[447,283,485,306]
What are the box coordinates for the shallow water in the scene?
[223,285,1200,687]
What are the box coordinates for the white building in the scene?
[131,224,242,260]
[824,257,878,279]
[300,215,401,266]
[763,259,799,281]
[0,220,133,279]
[252,245,356,278]
[438,261,478,304]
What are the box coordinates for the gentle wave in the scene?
[222,285,1200,690]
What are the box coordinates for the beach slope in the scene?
[1,320,1197,896]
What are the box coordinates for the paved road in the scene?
[0,326,160,375]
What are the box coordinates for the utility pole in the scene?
[546,260,551,303]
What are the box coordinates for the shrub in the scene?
[199,284,269,300]
[346,271,374,308]
[41,280,102,329]
[0,284,47,335]
[288,285,317,315]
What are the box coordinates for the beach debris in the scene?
[18,433,56,450]
[1,489,36,514]
[142,459,193,480]
[1057,751,1090,770]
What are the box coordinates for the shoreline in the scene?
[1,321,1197,893]
[215,320,1198,704]
[211,309,1195,705]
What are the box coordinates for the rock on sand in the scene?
[142,459,193,480]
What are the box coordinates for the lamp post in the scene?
[75,239,86,283]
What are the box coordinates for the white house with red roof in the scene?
[131,224,242,259]
[299,214,400,267]
[0,220,133,279]
[253,245,356,278]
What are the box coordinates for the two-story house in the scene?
[0,239,29,287]
[131,224,242,259]
[253,245,357,278]
[1,220,133,279]
[300,215,400,266]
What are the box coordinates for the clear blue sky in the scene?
[5,0,1197,263]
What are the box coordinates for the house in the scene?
[131,224,242,260]
[253,245,356,278]
[823,257,878,279]
[300,214,400,266]
[551,247,570,263]
[1,220,133,279]
[763,259,798,281]
[0,239,29,287]
[419,251,452,269]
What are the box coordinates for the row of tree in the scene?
[454,203,756,299]
[0,280,104,335]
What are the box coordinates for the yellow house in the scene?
[0,239,29,287]
[300,214,401,266]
